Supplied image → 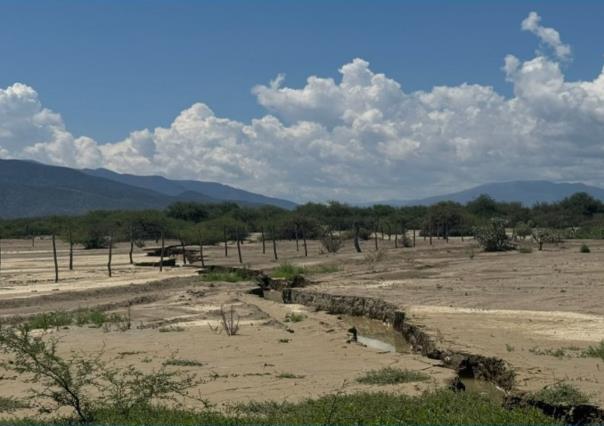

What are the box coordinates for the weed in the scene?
[356,367,430,385]
[582,340,604,360]
[580,243,591,253]
[0,396,28,413]
[532,383,590,405]
[208,305,240,336]
[285,312,306,323]
[158,326,185,333]
[163,358,204,367]
[276,372,306,379]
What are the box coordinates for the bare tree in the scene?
[301,226,308,257]
[159,231,165,272]
[107,234,113,277]
[272,226,278,261]
[353,223,362,253]
[223,226,228,257]
[236,228,243,264]
[68,226,74,271]
[128,225,134,265]
[261,226,266,255]
[198,231,205,268]
[209,305,240,336]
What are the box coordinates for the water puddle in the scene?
[345,315,411,353]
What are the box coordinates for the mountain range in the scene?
[2,159,604,219]
[0,159,295,218]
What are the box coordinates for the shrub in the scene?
[0,326,200,422]
[356,367,430,385]
[474,219,512,252]
[208,305,239,336]
[532,383,590,406]
[271,262,305,280]
[582,340,604,360]
[320,233,343,254]
[580,243,591,253]
[284,312,306,323]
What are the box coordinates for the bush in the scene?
[356,367,429,385]
[474,219,512,252]
[320,233,343,254]
[583,340,604,360]
[0,326,200,422]
[531,383,590,406]
[580,243,591,253]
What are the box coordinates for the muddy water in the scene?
[344,315,411,353]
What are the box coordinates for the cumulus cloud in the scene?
[2,13,604,202]
[521,11,571,61]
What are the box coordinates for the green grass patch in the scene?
[270,262,305,280]
[163,358,204,367]
[583,340,604,360]
[580,243,591,253]
[0,396,28,413]
[158,326,185,333]
[201,270,251,283]
[532,383,590,406]
[356,367,430,385]
[276,372,306,379]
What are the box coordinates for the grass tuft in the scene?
[582,340,604,361]
[356,367,430,385]
[532,383,590,406]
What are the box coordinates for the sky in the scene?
[1,1,604,203]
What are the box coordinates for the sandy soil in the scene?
[0,235,602,415]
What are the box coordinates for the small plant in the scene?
[271,262,305,280]
[356,367,430,385]
[505,344,515,352]
[285,312,306,323]
[158,326,185,333]
[276,372,306,379]
[0,396,29,413]
[582,340,604,360]
[163,358,204,367]
[580,243,591,253]
[209,305,240,336]
[532,383,590,405]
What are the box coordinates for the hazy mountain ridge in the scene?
[375,181,604,206]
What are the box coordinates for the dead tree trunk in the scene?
[52,234,58,283]
[107,234,113,278]
[223,227,228,257]
[236,228,243,264]
[159,232,165,272]
[413,229,416,247]
[272,227,278,261]
[180,238,187,265]
[429,225,433,246]
[374,222,379,251]
[394,232,398,248]
[354,223,362,253]
[68,227,74,271]
[302,227,308,257]
[261,227,266,254]
[129,226,134,265]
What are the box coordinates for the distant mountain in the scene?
[0,159,295,218]
[83,168,296,210]
[376,181,604,206]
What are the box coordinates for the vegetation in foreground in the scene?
[583,340,604,361]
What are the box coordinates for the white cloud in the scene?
[2,13,604,202]
[521,11,572,61]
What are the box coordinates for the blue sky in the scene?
[1,0,602,143]
[1,1,604,202]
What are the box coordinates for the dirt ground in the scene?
[0,235,603,415]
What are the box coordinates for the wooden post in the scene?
[68,227,74,271]
[159,232,165,272]
[445,222,449,243]
[374,223,379,251]
[129,225,134,265]
[52,234,58,283]
[181,238,187,265]
[429,225,433,246]
[302,227,308,257]
[294,224,299,252]
[353,223,362,253]
[198,232,205,268]
[394,232,398,248]
[236,228,243,264]
[261,227,266,254]
[272,227,278,261]
[413,229,416,247]
[223,226,228,257]
[107,234,113,278]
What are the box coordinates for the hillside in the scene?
[0,160,294,218]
